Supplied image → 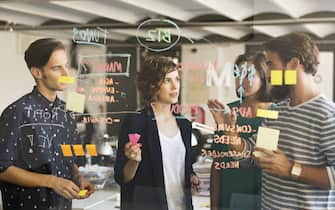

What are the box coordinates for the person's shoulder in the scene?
[118,109,148,134]
[312,95,335,118]
[122,108,147,123]
[176,115,191,126]
[316,95,335,107]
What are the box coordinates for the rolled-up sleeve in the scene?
[0,106,19,173]
[320,113,335,190]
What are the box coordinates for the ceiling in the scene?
[1,0,335,43]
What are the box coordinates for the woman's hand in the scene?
[190,174,202,194]
[124,142,142,162]
[122,142,142,182]
[207,99,237,127]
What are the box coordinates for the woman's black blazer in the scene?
[114,106,194,210]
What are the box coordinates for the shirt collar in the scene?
[31,86,62,109]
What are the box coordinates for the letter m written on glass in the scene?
[206,62,231,87]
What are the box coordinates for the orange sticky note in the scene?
[271,70,283,86]
[86,144,97,156]
[66,92,85,113]
[285,70,297,85]
[59,76,75,84]
[78,189,88,196]
[73,144,85,156]
[61,145,73,157]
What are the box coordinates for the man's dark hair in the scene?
[24,38,65,70]
[263,32,319,75]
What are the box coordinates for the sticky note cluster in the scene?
[271,70,296,85]
[61,144,98,157]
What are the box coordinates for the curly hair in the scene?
[263,32,319,75]
[137,56,177,104]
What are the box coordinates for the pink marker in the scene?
[128,133,141,145]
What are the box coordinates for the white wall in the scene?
[317,52,334,100]
[0,31,34,113]
[0,31,72,113]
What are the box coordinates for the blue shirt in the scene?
[0,87,79,210]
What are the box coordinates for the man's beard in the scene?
[269,86,291,103]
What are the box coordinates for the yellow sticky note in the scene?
[61,144,73,157]
[256,109,279,119]
[271,70,283,85]
[59,76,75,84]
[285,70,297,85]
[78,189,88,196]
[73,144,85,156]
[255,127,280,158]
[66,92,85,113]
[86,144,98,156]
